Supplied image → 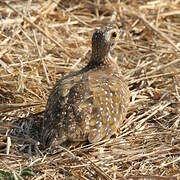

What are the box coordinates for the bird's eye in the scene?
[111,31,117,38]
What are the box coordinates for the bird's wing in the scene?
[86,70,129,143]
[42,71,84,146]
[63,69,129,143]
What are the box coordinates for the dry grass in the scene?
[0,0,180,179]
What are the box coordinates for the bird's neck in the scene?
[88,53,112,67]
[88,51,119,69]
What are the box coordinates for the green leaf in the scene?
[0,170,15,180]
[20,168,35,177]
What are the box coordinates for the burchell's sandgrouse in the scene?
[41,26,130,148]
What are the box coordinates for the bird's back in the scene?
[41,63,130,148]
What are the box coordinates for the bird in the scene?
[41,26,130,149]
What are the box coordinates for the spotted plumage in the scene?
[41,26,130,148]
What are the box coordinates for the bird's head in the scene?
[90,26,122,65]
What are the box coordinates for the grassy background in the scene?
[0,0,180,179]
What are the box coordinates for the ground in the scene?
[0,0,180,179]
